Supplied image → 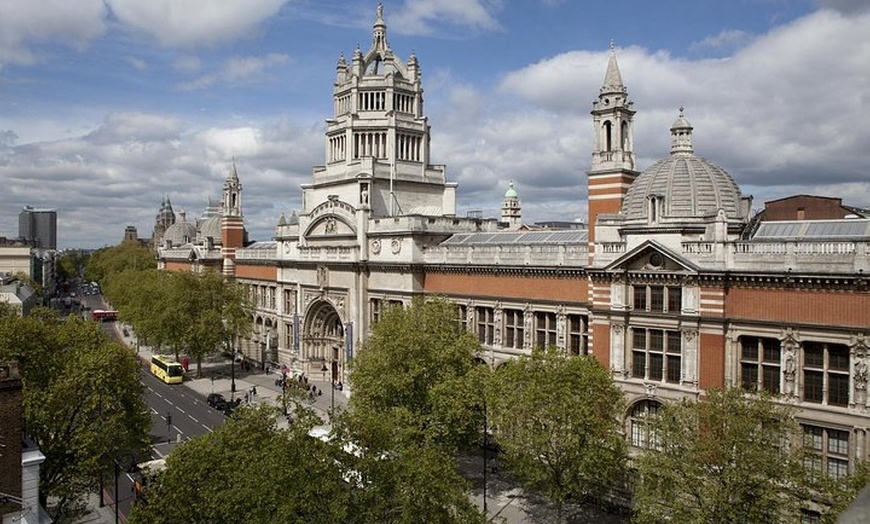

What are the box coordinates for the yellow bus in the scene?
[150,355,184,384]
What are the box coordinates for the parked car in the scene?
[207,393,226,409]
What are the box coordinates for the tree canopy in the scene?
[0,308,151,523]
[348,296,485,452]
[632,387,814,523]
[104,269,252,376]
[486,349,627,521]
[84,242,156,285]
[129,405,484,524]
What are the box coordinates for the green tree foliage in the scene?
[56,250,88,281]
[348,296,484,451]
[0,309,150,523]
[105,269,252,376]
[84,242,156,285]
[129,405,349,524]
[486,349,627,522]
[632,387,809,524]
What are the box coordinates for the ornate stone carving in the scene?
[851,333,869,408]
[682,328,697,342]
[370,239,381,254]
[783,346,797,397]
[493,303,503,346]
[644,382,658,398]
[612,323,624,336]
[317,265,329,289]
[390,238,401,254]
[325,217,337,234]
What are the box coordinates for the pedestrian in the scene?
[252,386,257,396]
[244,392,249,403]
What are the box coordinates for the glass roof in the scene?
[753,219,870,240]
[441,229,588,245]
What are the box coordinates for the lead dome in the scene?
[621,109,747,222]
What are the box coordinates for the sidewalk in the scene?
[120,324,350,427]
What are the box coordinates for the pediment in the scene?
[305,214,356,239]
[604,240,698,273]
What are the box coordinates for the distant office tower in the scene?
[18,206,57,249]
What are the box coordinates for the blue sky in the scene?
[1,0,869,248]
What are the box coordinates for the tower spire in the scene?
[602,42,625,94]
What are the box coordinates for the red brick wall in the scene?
[726,287,870,329]
[0,364,23,515]
[591,323,611,369]
[698,332,725,389]
[759,195,851,221]
[164,261,193,272]
[235,264,277,280]
[424,273,589,302]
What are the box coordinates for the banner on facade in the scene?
[345,322,353,362]
[293,313,299,353]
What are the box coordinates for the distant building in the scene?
[18,207,56,250]
[0,274,36,315]
[758,195,870,221]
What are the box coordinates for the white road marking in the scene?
[188,414,199,423]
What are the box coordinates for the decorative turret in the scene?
[501,181,522,230]
[220,160,246,276]
[587,43,640,248]
[669,107,694,157]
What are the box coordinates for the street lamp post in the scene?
[330,359,335,421]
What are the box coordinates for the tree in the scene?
[0,309,151,523]
[631,387,808,524]
[104,269,252,376]
[486,349,627,522]
[84,242,156,285]
[128,405,351,524]
[348,296,484,451]
[56,250,88,281]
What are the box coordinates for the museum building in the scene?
[157,6,870,476]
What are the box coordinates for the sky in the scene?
[1,0,869,249]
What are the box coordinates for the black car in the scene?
[207,393,226,409]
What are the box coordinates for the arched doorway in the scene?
[303,300,344,380]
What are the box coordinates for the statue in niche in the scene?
[855,359,868,408]
[783,345,797,397]
[317,266,328,289]
[360,185,369,205]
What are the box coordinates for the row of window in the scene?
[629,400,852,480]
[369,300,589,355]
[633,284,682,313]
[739,336,851,407]
[247,284,277,310]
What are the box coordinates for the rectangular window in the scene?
[803,425,850,480]
[454,304,468,333]
[370,299,382,326]
[633,285,647,311]
[535,311,557,349]
[567,314,587,355]
[284,322,293,349]
[650,286,665,312]
[476,307,495,345]
[269,286,276,310]
[739,336,780,393]
[667,286,682,313]
[803,342,850,407]
[632,328,680,384]
[503,309,525,349]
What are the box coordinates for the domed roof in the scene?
[199,215,222,243]
[622,109,745,221]
[504,181,518,199]
[163,211,196,246]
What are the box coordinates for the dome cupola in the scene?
[621,109,747,222]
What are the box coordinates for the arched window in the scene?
[603,121,613,152]
[629,400,662,449]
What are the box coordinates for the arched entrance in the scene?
[302,300,344,381]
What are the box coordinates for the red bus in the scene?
[92,309,118,322]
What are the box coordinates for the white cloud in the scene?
[390,0,502,35]
[178,53,289,90]
[689,29,753,53]
[0,0,107,64]
[106,0,289,47]
[126,56,148,71]
[173,55,203,73]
